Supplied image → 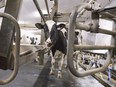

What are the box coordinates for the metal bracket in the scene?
[91,1,101,11]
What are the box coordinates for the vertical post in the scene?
[91,11,99,33]
[111,21,116,57]
[33,0,46,23]
[0,0,22,70]
[50,0,58,20]
[33,0,45,65]
[38,30,45,65]
[4,0,22,19]
[44,0,50,19]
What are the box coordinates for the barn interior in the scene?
[0,0,115,87]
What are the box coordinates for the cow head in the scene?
[35,20,66,48]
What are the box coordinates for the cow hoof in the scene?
[49,71,54,75]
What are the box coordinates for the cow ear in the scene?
[35,23,44,29]
[75,31,79,35]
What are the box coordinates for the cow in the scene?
[35,20,67,78]
[35,20,80,78]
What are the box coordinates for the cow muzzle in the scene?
[46,38,53,47]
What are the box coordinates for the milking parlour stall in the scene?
[0,0,116,87]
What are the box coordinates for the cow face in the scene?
[35,20,59,47]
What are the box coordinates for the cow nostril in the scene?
[47,43,52,47]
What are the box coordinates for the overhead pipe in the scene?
[76,0,94,18]
[76,22,91,31]
[75,6,116,35]
[98,28,116,36]
[33,0,58,21]
[50,0,58,20]
[44,0,50,19]
[82,50,105,55]
[67,0,113,77]
[0,12,20,85]
[76,22,116,36]
[33,0,46,23]
[100,12,116,20]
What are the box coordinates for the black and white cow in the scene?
[35,20,67,78]
[35,20,80,78]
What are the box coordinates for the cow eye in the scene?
[44,24,49,32]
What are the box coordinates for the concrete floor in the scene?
[0,58,105,87]
[0,61,43,87]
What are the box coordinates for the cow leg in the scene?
[50,51,55,75]
[58,54,65,79]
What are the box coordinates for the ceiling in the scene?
[18,0,113,24]
[0,0,114,24]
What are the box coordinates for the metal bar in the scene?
[20,50,33,57]
[4,0,22,19]
[0,12,20,85]
[100,12,116,20]
[76,0,94,18]
[74,45,115,50]
[76,22,116,36]
[33,0,46,64]
[76,3,91,18]
[0,0,22,58]
[38,29,45,65]
[82,50,105,55]
[43,13,91,22]
[44,0,50,19]
[67,1,113,77]
[76,22,91,31]
[33,0,46,23]
[74,1,116,35]
[50,0,58,20]
[98,28,116,36]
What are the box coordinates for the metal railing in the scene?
[0,12,20,85]
[67,0,115,77]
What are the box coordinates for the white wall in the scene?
[95,19,114,45]
[20,29,41,45]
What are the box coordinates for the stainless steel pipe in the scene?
[67,0,113,77]
[74,45,115,50]
[50,0,58,20]
[76,22,116,36]
[44,0,50,19]
[0,12,20,85]
[33,0,46,23]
